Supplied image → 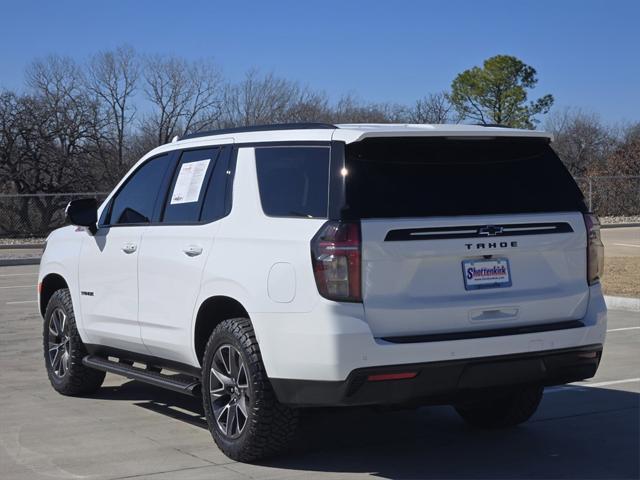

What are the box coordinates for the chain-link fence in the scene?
[574,176,640,217]
[0,192,108,239]
[0,176,638,238]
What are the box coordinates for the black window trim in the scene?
[253,143,333,220]
[328,140,346,221]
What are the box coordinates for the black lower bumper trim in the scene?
[270,344,603,407]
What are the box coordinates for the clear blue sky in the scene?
[0,0,638,123]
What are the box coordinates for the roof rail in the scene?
[180,123,337,141]
[476,123,512,128]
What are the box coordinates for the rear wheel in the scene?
[455,385,543,428]
[43,289,105,395]
[202,318,298,462]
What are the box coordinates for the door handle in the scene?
[121,243,137,254]
[183,245,203,257]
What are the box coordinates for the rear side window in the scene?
[162,148,220,223]
[344,138,586,219]
[109,154,173,225]
[200,148,231,223]
[255,146,330,218]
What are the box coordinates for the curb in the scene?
[0,258,41,266]
[0,243,45,250]
[604,295,640,312]
[601,223,640,229]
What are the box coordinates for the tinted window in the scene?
[344,138,586,219]
[162,148,219,223]
[109,154,173,225]
[200,147,231,223]
[255,147,330,218]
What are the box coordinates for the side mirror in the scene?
[66,198,98,234]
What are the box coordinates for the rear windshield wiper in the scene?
[288,211,315,218]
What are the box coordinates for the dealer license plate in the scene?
[462,258,512,290]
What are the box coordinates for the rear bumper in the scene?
[271,344,603,407]
[254,284,607,382]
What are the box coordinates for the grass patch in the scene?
[601,256,640,297]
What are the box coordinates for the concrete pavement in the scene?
[601,226,640,257]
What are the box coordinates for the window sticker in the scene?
[170,159,210,204]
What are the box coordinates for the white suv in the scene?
[38,123,607,461]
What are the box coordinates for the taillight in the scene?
[584,213,604,285]
[367,372,417,382]
[311,221,362,302]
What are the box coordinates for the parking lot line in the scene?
[0,285,37,289]
[547,377,640,394]
[613,243,640,248]
[6,300,37,305]
[578,378,640,388]
[607,326,640,332]
[0,273,38,277]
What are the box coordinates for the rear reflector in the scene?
[578,351,599,359]
[367,372,418,382]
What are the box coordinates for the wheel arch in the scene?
[194,295,251,366]
[39,273,69,317]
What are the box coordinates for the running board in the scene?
[82,355,201,397]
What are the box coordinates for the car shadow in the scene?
[94,381,208,429]
[92,382,639,479]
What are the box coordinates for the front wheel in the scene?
[43,289,105,395]
[455,385,544,428]
[201,318,298,462]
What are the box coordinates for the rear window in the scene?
[343,137,586,219]
[255,146,330,218]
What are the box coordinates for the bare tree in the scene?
[409,91,457,124]
[332,94,408,124]
[87,45,139,180]
[222,70,357,126]
[25,55,85,105]
[282,90,331,124]
[0,82,101,235]
[142,55,223,145]
[544,108,616,176]
[24,56,100,189]
[606,122,640,175]
[221,69,310,127]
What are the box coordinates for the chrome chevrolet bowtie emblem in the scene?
[478,225,504,236]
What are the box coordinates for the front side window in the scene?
[108,154,173,225]
[255,146,330,218]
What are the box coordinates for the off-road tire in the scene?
[43,288,105,395]
[202,318,298,462]
[455,385,544,428]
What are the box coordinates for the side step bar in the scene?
[82,355,201,397]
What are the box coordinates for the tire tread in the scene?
[202,317,298,462]
[43,289,105,396]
